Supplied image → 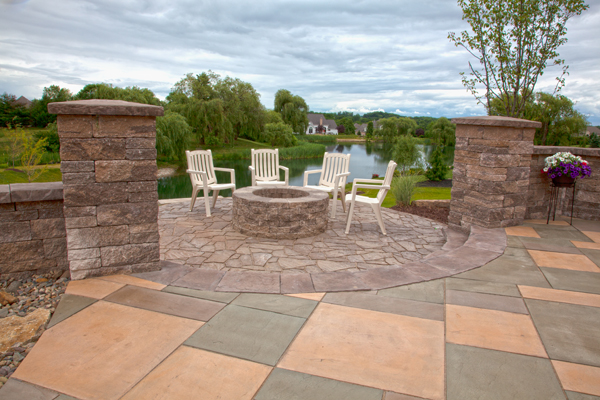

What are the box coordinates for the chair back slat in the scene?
[252,149,280,181]
[319,152,351,188]
[377,160,398,204]
[186,150,216,186]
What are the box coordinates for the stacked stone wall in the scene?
[0,183,68,278]
[526,146,600,221]
[50,100,164,280]
[449,116,541,233]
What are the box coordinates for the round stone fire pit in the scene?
[232,186,329,239]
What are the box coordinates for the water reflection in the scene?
[157,143,454,199]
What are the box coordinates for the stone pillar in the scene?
[48,100,164,280]
[449,116,541,233]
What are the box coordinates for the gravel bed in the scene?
[0,271,70,385]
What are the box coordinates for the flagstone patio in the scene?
[1,210,600,399]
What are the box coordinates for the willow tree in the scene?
[449,0,588,118]
[426,117,456,146]
[167,72,266,146]
[379,117,417,142]
[274,89,309,134]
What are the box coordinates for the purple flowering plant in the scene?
[543,152,592,179]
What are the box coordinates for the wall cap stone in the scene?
[533,146,600,157]
[452,116,541,129]
[48,100,164,117]
[9,182,64,203]
[0,185,10,204]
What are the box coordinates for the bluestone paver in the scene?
[377,279,445,304]
[162,285,239,303]
[446,344,565,400]
[231,293,317,318]
[445,277,521,297]
[526,299,600,367]
[254,368,383,400]
[47,294,97,329]
[184,304,305,366]
[0,379,59,400]
[541,267,600,295]
[446,289,528,314]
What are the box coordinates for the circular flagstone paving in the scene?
[159,199,447,274]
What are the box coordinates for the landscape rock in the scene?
[0,308,50,352]
[0,292,17,306]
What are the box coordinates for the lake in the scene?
[157,143,454,199]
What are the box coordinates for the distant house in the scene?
[354,123,367,136]
[12,96,32,109]
[306,113,338,135]
[586,126,600,137]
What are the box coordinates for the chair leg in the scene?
[340,188,346,213]
[331,189,338,219]
[372,204,386,235]
[212,190,220,208]
[345,200,356,234]
[190,188,198,211]
[204,190,212,218]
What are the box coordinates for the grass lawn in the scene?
[0,165,62,185]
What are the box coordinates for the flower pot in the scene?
[552,175,576,187]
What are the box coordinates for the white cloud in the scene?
[0,0,598,124]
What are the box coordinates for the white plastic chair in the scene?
[186,149,236,217]
[249,148,289,186]
[303,152,351,218]
[345,160,397,235]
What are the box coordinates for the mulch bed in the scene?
[391,204,449,225]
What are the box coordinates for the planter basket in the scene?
[551,175,576,187]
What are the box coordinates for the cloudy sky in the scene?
[1,0,599,124]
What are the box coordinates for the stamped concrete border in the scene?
[141,224,507,294]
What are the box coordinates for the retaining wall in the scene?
[0,182,68,278]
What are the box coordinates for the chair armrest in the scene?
[333,171,351,188]
[279,166,289,185]
[352,178,384,185]
[303,169,322,186]
[353,184,390,190]
[213,168,236,186]
[186,169,209,188]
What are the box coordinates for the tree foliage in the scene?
[75,83,161,105]
[379,117,417,141]
[19,130,48,182]
[366,121,374,140]
[1,93,31,127]
[392,134,421,174]
[449,0,589,117]
[261,122,298,147]
[337,117,356,135]
[425,117,456,146]
[274,89,309,134]
[156,111,193,164]
[29,85,73,127]
[425,146,449,181]
[167,72,265,146]
[490,91,587,145]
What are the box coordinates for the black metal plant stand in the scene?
[547,180,576,225]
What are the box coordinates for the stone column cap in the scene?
[48,100,164,117]
[9,182,64,203]
[452,116,541,129]
[0,185,10,204]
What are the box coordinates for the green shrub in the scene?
[425,146,448,181]
[261,122,297,147]
[590,133,600,148]
[391,175,418,206]
[279,142,325,159]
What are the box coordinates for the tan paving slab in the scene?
[96,274,166,290]
[583,231,600,243]
[65,279,125,300]
[553,360,600,397]
[572,241,600,250]
[519,285,600,308]
[105,285,225,321]
[286,292,325,301]
[505,226,541,238]
[121,346,272,400]
[527,250,600,273]
[446,304,547,358]
[12,301,202,400]
[278,303,445,400]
